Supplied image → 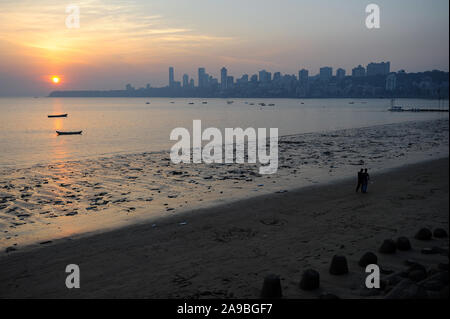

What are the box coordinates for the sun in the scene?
[52,76,60,84]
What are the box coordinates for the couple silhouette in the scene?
[356,169,370,193]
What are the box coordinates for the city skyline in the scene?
[123,61,423,90]
[0,0,449,96]
[50,59,449,99]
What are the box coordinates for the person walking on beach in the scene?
[356,169,364,192]
[361,169,370,193]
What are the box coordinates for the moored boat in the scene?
[56,131,82,135]
[48,114,68,118]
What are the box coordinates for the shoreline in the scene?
[0,117,445,171]
[0,118,448,251]
[0,157,448,298]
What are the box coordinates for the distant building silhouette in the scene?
[336,68,346,80]
[352,65,366,77]
[386,73,397,91]
[367,62,390,76]
[182,74,189,88]
[221,67,228,89]
[319,67,333,81]
[198,68,206,88]
[259,70,271,83]
[169,67,174,87]
[226,76,234,89]
[50,62,449,100]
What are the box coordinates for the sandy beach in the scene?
[1,119,448,250]
[0,157,448,298]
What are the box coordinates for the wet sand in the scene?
[0,158,448,298]
[1,119,448,249]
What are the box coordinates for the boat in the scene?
[226,101,234,104]
[268,103,275,106]
[202,101,208,104]
[188,102,194,105]
[348,102,355,104]
[258,103,266,106]
[56,131,82,135]
[146,102,150,104]
[48,114,68,118]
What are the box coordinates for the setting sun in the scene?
[52,76,60,84]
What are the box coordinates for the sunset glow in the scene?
[52,76,60,84]
[0,0,448,96]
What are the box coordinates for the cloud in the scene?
[0,0,235,65]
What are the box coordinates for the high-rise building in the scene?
[336,68,346,80]
[366,62,390,76]
[169,67,174,87]
[226,76,234,88]
[259,70,271,83]
[182,74,189,88]
[189,79,195,88]
[273,72,282,81]
[221,67,228,89]
[298,69,309,85]
[319,67,333,81]
[198,68,205,88]
[385,73,397,91]
[352,65,366,77]
[250,74,258,83]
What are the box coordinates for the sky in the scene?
[0,0,448,96]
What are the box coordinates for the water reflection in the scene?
[49,99,69,161]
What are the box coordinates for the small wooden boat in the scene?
[56,131,82,135]
[48,114,68,118]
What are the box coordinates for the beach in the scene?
[1,118,448,250]
[0,157,448,298]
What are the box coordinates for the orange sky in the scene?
[0,0,448,96]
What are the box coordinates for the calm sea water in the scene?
[0,97,448,167]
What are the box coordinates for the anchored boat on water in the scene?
[56,131,82,135]
[48,114,68,118]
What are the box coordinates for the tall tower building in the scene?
[298,69,309,84]
[169,67,174,87]
[182,74,189,88]
[221,67,228,89]
[198,68,205,88]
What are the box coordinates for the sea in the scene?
[0,97,448,167]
